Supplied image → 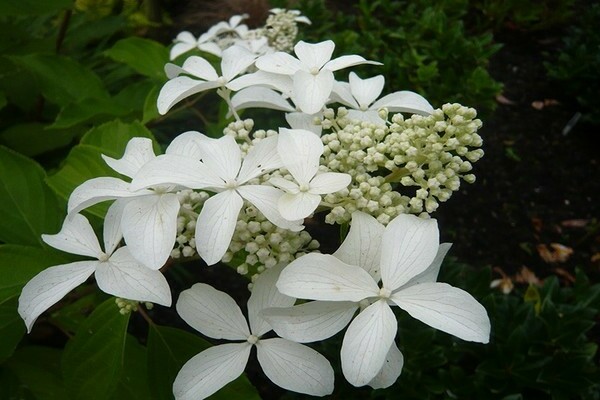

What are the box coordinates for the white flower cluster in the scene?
[320,103,484,224]
[18,9,491,400]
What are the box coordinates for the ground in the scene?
[434,27,600,287]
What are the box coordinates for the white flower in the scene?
[130,133,303,266]
[255,40,381,114]
[270,128,351,220]
[18,212,171,332]
[331,72,434,124]
[268,8,312,24]
[67,137,189,270]
[271,211,490,387]
[169,31,223,60]
[173,264,334,399]
[158,45,258,115]
[209,14,250,38]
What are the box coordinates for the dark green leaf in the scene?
[105,38,169,81]
[6,346,68,400]
[1,122,80,156]
[112,335,152,400]
[0,0,72,16]
[62,298,130,400]
[142,85,161,124]
[80,119,159,156]
[10,54,109,106]
[0,146,63,246]
[0,298,25,362]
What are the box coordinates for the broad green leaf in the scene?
[6,346,68,400]
[50,291,102,334]
[0,244,71,304]
[10,54,109,106]
[80,119,159,156]
[1,122,80,156]
[142,85,161,124]
[0,90,6,110]
[105,37,169,81]
[147,325,260,400]
[0,0,72,16]
[62,298,130,400]
[112,335,152,400]
[0,298,25,362]
[0,146,63,246]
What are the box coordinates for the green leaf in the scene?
[0,244,70,303]
[0,90,6,110]
[112,335,152,400]
[6,346,68,400]
[10,54,109,106]
[105,38,169,81]
[0,298,25,363]
[0,0,72,16]
[80,119,159,156]
[142,85,161,124]
[0,146,63,246]
[147,325,260,400]
[62,298,130,400]
[1,122,80,156]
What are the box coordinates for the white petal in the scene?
[323,55,382,72]
[121,193,180,270]
[333,211,385,280]
[101,137,156,179]
[371,91,434,115]
[309,172,351,195]
[18,262,96,332]
[157,76,219,115]
[278,192,321,221]
[227,70,293,94]
[346,109,386,124]
[278,128,323,184]
[103,199,127,255]
[176,283,250,340]
[277,253,379,301]
[231,87,295,113]
[349,72,385,108]
[391,282,491,343]
[68,177,144,215]
[269,177,299,193]
[257,338,334,396]
[221,45,256,82]
[247,264,295,337]
[341,300,397,386]
[403,243,452,287]
[292,69,333,114]
[285,112,322,136]
[237,135,282,184]
[95,247,171,306]
[180,56,219,81]
[166,131,210,159]
[293,40,334,70]
[261,301,357,343]
[173,343,251,400]
[331,80,358,108]
[195,190,243,266]
[380,214,439,290]
[170,43,195,61]
[197,42,223,57]
[255,51,303,75]
[197,135,241,182]
[130,154,222,191]
[236,185,303,231]
[42,213,102,258]
[368,341,404,389]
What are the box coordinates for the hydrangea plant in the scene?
[18,9,490,398]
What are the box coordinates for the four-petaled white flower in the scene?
[255,40,381,114]
[158,45,258,115]
[271,211,491,387]
[130,133,303,266]
[68,137,187,270]
[331,72,434,124]
[173,264,334,399]
[169,31,223,60]
[270,128,351,220]
[18,211,171,332]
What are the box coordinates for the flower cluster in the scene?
[18,9,490,399]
